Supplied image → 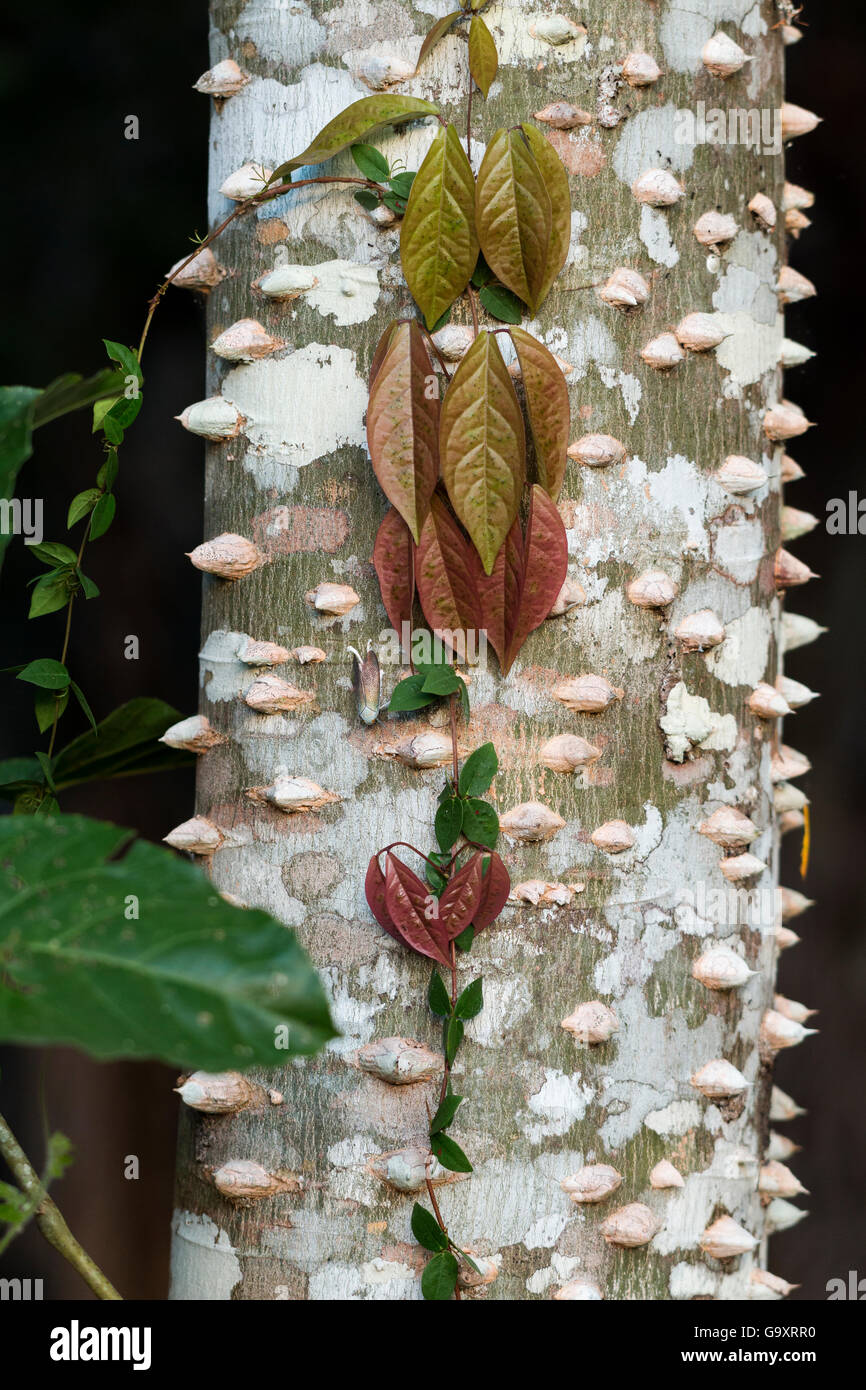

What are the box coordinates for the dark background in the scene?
[0,2,861,1299]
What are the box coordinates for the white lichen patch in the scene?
[168,1211,242,1300]
[199,630,259,702]
[639,205,680,268]
[612,104,697,186]
[706,607,772,687]
[658,1,767,75]
[522,1068,594,1142]
[661,682,738,762]
[712,516,765,584]
[644,1099,703,1137]
[222,344,367,470]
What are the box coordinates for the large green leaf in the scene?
[400,124,478,329]
[510,326,570,499]
[521,123,570,310]
[439,330,525,573]
[475,128,552,314]
[0,814,336,1065]
[34,369,129,429]
[51,698,194,788]
[468,15,498,97]
[366,320,439,541]
[269,96,439,183]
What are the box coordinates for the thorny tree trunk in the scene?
[169,0,810,1300]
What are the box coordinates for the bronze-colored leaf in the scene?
[416,493,482,655]
[475,128,552,314]
[472,851,511,930]
[472,517,523,670]
[439,330,525,574]
[269,95,439,183]
[504,485,568,671]
[366,320,439,542]
[372,507,415,646]
[510,326,570,499]
[520,124,570,310]
[469,16,498,97]
[384,853,452,966]
[415,10,463,74]
[438,853,484,940]
[400,124,479,329]
[369,322,399,388]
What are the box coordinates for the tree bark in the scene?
[170,0,798,1300]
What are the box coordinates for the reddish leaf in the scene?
[473,852,511,931]
[384,853,452,966]
[510,326,570,500]
[471,516,523,671]
[369,322,399,388]
[416,492,483,659]
[504,485,568,672]
[415,10,462,74]
[439,330,525,574]
[438,853,484,941]
[373,507,415,649]
[364,855,403,944]
[367,320,440,542]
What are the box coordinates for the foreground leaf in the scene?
[0,815,336,1065]
[367,321,439,541]
[416,493,482,651]
[400,124,478,329]
[270,96,439,183]
[476,128,551,314]
[439,331,525,574]
[510,326,570,499]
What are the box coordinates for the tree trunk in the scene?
[169,0,805,1300]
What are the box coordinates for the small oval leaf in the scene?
[469,16,498,97]
[476,128,552,314]
[510,326,570,499]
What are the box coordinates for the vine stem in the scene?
[0,1110,122,1300]
[136,174,382,363]
[46,522,92,761]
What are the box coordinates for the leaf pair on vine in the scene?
[435,741,500,853]
[364,846,510,968]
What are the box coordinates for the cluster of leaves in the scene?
[350,144,417,217]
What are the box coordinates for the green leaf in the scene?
[388,170,415,199]
[28,573,73,619]
[421,1249,459,1300]
[454,976,483,1019]
[411,1202,449,1252]
[0,386,40,568]
[425,852,449,894]
[354,188,380,212]
[89,492,116,539]
[521,123,571,311]
[420,664,461,697]
[44,1131,74,1181]
[471,253,492,288]
[387,672,435,713]
[454,924,474,952]
[510,326,570,500]
[366,321,439,543]
[33,690,67,735]
[458,742,498,797]
[33,369,128,428]
[469,15,498,96]
[96,453,119,491]
[457,675,470,721]
[415,10,462,74]
[431,1131,473,1173]
[28,541,78,566]
[17,658,70,690]
[462,797,498,848]
[350,143,390,181]
[0,814,336,1066]
[476,127,552,314]
[34,752,56,793]
[430,1092,463,1133]
[435,797,464,854]
[77,568,99,600]
[400,123,479,328]
[0,758,43,799]
[427,968,451,1016]
[444,1014,464,1065]
[69,681,97,734]
[50,697,193,789]
[103,339,143,384]
[479,282,522,324]
[439,330,525,573]
[68,489,101,528]
[269,96,439,183]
